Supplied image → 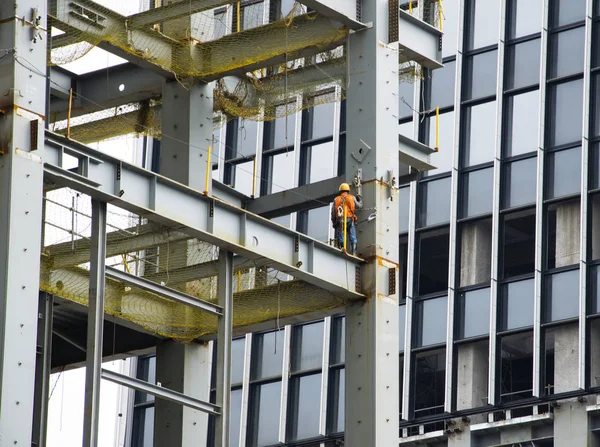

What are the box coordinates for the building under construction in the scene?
[3,0,600,445]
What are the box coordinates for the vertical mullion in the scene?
[444,0,467,413]
[278,325,292,443]
[533,0,550,399]
[239,333,252,447]
[489,0,508,407]
[82,199,107,447]
[319,317,332,435]
[580,0,594,390]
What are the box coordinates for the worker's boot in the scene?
[351,243,357,256]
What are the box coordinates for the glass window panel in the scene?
[231,389,242,447]
[417,228,450,295]
[504,90,539,157]
[306,206,330,242]
[233,161,254,196]
[465,0,500,50]
[416,296,448,347]
[500,278,534,330]
[463,101,496,167]
[309,100,335,140]
[289,373,322,440]
[500,332,534,402]
[266,109,296,150]
[250,381,281,446]
[414,350,446,417]
[400,241,409,301]
[550,0,585,28]
[399,304,406,351]
[428,60,456,109]
[442,0,458,57]
[592,75,600,137]
[252,330,284,380]
[425,111,454,176]
[503,157,537,209]
[134,406,154,447]
[545,147,582,199]
[505,39,541,90]
[458,288,490,339]
[419,177,451,227]
[292,321,324,372]
[242,1,264,30]
[269,151,295,194]
[590,265,600,314]
[547,79,583,148]
[136,356,156,403]
[399,186,410,234]
[594,22,600,68]
[329,368,344,433]
[507,0,543,39]
[502,209,536,278]
[591,195,600,260]
[232,338,245,385]
[545,269,580,322]
[459,219,492,287]
[462,168,493,217]
[464,51,498,100]
[307,141,334,184]
[331,317,345,364]
[399,80,414,119]
[549,27,585,79]
[546,199,581,269]
[399,121,413,138]
[214,11,228,39]
[235,120,258,158]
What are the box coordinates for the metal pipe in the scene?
[82,200,107,447]
[438,0,443,31]
[343,204,347,252]
[205,144,212,195]
[67,88,73,139]
[251,155,257,199]
[409,1,413,14]
[237,2,241,32]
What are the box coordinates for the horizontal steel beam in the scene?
[398,133,436,172]
[396,9,443,70]
[101,368,220,415]
[245,175,343,218]
[297,0,366,29]
[43,131,363,299]
[127,0,231,28]
[105,266,223,315]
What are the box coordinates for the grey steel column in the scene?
[215,249,234,447]
[532,0,550,398]
[579,0,594,390]
[83,199,108,447]
[32,293,53,447]
[344,0,400,443]
[488,0,508,407]
[0,1,46,445]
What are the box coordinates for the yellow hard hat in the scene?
[339,183,350,192]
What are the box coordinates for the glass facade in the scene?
[130,0,600,443]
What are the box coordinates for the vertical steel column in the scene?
[344,0,399,442]
[579,0,594,390]
[0,1,46,445]
[32,293,53,447]
[444,0,467,412]
[82,199,108,447]
[239,333,252,447]
[319,317,332,435]
[488,0,508,406]
[278,325,292,443]
[532,0,550,398]
[215,249,233,447]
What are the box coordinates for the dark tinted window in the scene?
[507,0,543,39]
[548,27,585,79]
[549,0,586,28]
[502,209,536,278]
[427,60,456,109]
[545,147,582,199]
[545,269,580,322]
[462,168,493,217]
[465,0,500,50]
[547,79,583,148]
[464,50,498,100]
[458,288,490,339]
[500,279,535,330]
[417,228,450,295]
[505,39,541,90]
[418,177,452,227]
[503,157,537,209]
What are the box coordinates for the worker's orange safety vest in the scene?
[334,194,357,221]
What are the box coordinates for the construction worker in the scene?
[331,183,362,255]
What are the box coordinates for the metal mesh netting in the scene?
[41,190,345,341]
[46,0,444,143]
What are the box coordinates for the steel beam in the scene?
[245,176,343,218]
[398,134,437,173]
[344,0,401,442]
[396,9,443,70]
[215,250,234,446]
[82,200,107,447]
[43,131,363,299]
[32,293,54,447]
[105,266,223,315]
[127,0,231,28]
[102,368,220,415]
[0,1,47,445]
[297,0,365,29]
